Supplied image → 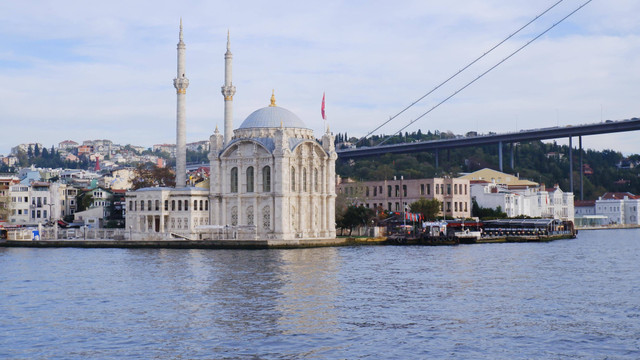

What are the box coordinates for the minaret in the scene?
[221,30,236,145]
[173,18,189,187]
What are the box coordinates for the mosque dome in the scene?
[239,106,307,129]
[238,92,308,129]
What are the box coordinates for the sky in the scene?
[1,0,639,156]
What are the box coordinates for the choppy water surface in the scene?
[1,229,639,359]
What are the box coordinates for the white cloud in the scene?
[0,0,639,157]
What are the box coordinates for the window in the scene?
[194,200,198,211]
[291,167,296,191]
[303,168,307,192]
[388,185,392,197]
[395,185,400,197]
[199,200,203,211]
[465,184,468,195]
[262,166,271,192]
[230,167,238,193]
[43,210,47,218]
[246,166,254,192]
[314,168,319,192]
[447,184,451,195]
[171,200,175,211]
[374,186,377,197]
[141,200,145,211]
[403,185,407,197]
[366,187,370,196]
[165,200,168,211]
[155,200,159,211]
[420,184,425,195]
[129,201,133,211]
[205,200,209,211]
[185,200,188,211]
[178,200,182,211]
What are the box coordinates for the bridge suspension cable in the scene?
[354,0,566,146]
[376,0,593,146]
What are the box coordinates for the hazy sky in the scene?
[1,0,639,156]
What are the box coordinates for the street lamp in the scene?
[48,203,54,226]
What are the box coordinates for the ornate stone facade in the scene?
[208,99,337,241]
[125,23,337,243]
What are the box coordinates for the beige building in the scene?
[337,176,471,219]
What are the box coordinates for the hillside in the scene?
[336,131,640,200]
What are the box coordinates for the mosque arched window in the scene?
[171,200,175,211]
[148,200,152,211]
[164,200,168,211]
[184,200,188,211]
[231,167,238,193]
[291,167,296,192]
[205,200,208,211]
[262,166,271,192]
[141,200,145,211]
[246,166,254,193]
[178,200,182,211]
[303,168,307,192]
[314,168,319,192]
[199,200,203,211]
[155,200,159,211]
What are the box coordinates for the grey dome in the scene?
[239,106,307,129]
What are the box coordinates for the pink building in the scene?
[337,176,471,218]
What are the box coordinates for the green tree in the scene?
[15,149,28,167]
[471,199,507,220]
[337,205,374,236]
[77,193,94,212]
[409,198,442,221]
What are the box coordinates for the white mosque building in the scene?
[125,22,337,244]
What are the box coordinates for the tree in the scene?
[131,163,176,190]
[15,149,28,167]
[471,199,507,220]
[409,198,442,221]
[337,205,374,236]
[77,193,94,212]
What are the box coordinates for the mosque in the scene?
[125,22,337,244]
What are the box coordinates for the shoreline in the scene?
[0,233,576,249]
[576,225,640,231]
